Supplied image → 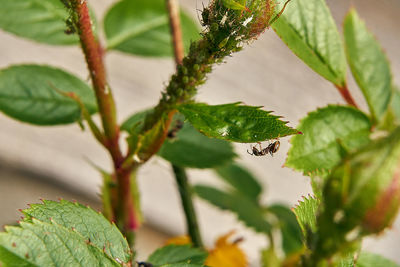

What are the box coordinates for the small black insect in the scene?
[167,120,184,139]
[137,262,153,267]
[247,141,280,156]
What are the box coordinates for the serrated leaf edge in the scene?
[21,199,132,264]
[1,218,120,266]
[285,104,371,175]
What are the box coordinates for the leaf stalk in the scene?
[335,84,358,108]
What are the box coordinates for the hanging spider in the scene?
[247,141,280,156]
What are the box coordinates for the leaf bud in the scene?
[315,127,400,258]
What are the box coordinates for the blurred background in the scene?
[0,0,399,265]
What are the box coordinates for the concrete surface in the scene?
[0,0,399,265]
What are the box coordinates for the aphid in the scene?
[247,141,280,156]
[167,120,184,139]
[137,262,153,267]
[64,18,76,35]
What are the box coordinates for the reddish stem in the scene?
[116,167,139,244]
[71,0,140,237]
[166,0,184,65]
[75,2,118,143]
[335,84,358,108]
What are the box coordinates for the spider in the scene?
[247,141,280,156]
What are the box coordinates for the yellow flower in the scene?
[165,235,192,246]
[166,231,248,267]
[206,231,247,267]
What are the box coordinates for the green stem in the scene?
[172,165,204,248]
[166,0,203,249]
[267,231,275,249]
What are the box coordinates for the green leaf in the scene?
[147,245,207,267]
[380,86,400,131]
[286,105,371,174]
[268,204,303,256]
[344,8,392,123]
[0,65,97,125]
[139,116,169,161]
[221,0,248,11]
[0,221,120,267]
[100,170,114,221]
[0,199,132,266]
[22,199,131,264]
[337,254,356,267]
[0,0,79,45]
[272,0,347,86]
[121,109,153,132]
[178,102,300,143]
[104,0,199,57]
[293,196,320,237]
[214,163,262,202]
[261,248,280,267]
[357,252,400,267]
[194,185,272,233]
[158,123,236,168]
[121,108,153,156]
[338,252,400,267]
[392,88,400,121]
[123,109,237,168]
[122,108,171,162]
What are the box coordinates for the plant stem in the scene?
[115,167,139,249]
[172,165,204,248]
[335,84,358,108]
[73,1,119,145]
[267,232,275,249]
[68,0,140,245]
[166,0,184,65]
[166,0,203,248]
